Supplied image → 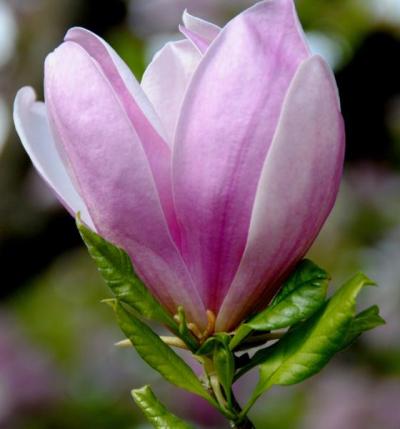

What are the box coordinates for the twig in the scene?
[115,336,188,350]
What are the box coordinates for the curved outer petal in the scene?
[182,10,220,44]
[180,11,220,54]
[65,27,166,141]
[216,56,345,331]
[44,41,207,328]
[141,40,201,145]
[13,87,95,229]
[64,27,180,244]
[173,0,310,310]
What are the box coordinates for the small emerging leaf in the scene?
[132,385,193,429]
[210,334,235,407]
[76,217,197,350]
[195,334,235,407]
[176,306,193,341]
[243,273,375,413]
[230,260,329,349]
[196,337,218,356]
[110,299,213,403]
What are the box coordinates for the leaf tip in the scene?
[75,211,91,243]
[75,212,86,233]
[131,385,150,398]
[356,272,377,287]
[373,307,386,326]
[115,339,132,348]
[101,298,118,310]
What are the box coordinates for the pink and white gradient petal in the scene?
[65,27,166,141]
[64,28,180,243]
[45,42,207,328]
[217,56,345,331]
[173,0,311,311]
[141,40,201,145]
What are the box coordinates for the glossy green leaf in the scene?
[132,385,193,429]
[230,260,329,349]
[76,217,198,350]
[243,273,375,413]
[249,259,329,330]
[107,299,213,403]
[252,259,330,331]
[342,305,385,348]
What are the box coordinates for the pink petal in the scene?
[65,27,166,140]
[179,25,209,55]
[179,11,220,54]
[216,56,345,331]
[45,41,207,328]
[182,10,220,44]
[141,40,201,145]
[64,27,179,243]
[13,87,95,229]
[173,0,310,310]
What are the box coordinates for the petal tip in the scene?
[182,8,189,22]
[305,54,341,111]
[64,26,91,42]
[14,86,36,105]
[13,86,37,127]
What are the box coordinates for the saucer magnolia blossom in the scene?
[14,0,344,333]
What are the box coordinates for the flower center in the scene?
[188,310,216,343]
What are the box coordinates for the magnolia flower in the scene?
[14,0,344,333]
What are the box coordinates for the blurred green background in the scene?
[1,0,400,428]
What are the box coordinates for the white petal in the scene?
[141,40,201,144]
[13,87,95,229]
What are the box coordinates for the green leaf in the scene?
[108,299,214,404]
[76,216,173,324]
[213,339,235,407]
[342,305,385,348]
[132,385,193,429]
[76,216,198,350]
[229,325,252,351]
[242,273,375,413]
[230,260,329,349]
[196,336,218,356]
[194,333,235,407]
[249,259,329,330]
[176,306,193,341]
